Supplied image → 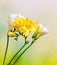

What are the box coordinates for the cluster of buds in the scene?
[8,14,48,40]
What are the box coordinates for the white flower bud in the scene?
[8,14,18,30]
[42,27,48,34]
[38,24,48,34]
[8,14,18,22]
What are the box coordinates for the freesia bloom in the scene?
[20,26,30,36]
[42,27,48,34]
[38,24,48,34]
[38,24,48,37]
[8,14,48,37]
[11,17,38,37]
[3,14,48,65]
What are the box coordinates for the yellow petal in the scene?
[24,29,30,36]
[37,27,42,33]
[11,22,17,28]
[30,22,38,32]
[19,18,25,26]
[8,32,16,37]
[20,26,30,36]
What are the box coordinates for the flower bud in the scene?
[8,32,16,37]
[42,27,48,34]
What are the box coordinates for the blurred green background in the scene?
[0,0,57,65]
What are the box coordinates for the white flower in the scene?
[42,27,48,34]
[8,14,18,30]
[8,14,18,23]
[38,24,48,34]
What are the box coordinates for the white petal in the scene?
[8,14,18,30]
[10,14,17,19]
[8,14,18,23]
[18,14,26,19]
[42,27,48,34]
[38,24,43,28]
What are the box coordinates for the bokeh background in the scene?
[0,0,57,65]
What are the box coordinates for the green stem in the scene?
[3,35,9,65]
[12,36,40,65]
[12,39,35,65]
[7,37,27,65]
[7,44,26,65]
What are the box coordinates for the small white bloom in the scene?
[42,27,48,34]
[8,14,18,30]
[10,14,17,19]
[38,24,48,34]
[8,14,18,23]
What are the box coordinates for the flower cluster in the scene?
[3,14,48,65]
[8,14,48,40]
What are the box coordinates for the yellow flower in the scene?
[8,32,16,37]
[20,26,30,37]
[11,21,20,31]
[18,17,25,26]
[30,22,38,32]
[11,21,17,29]
[24,18,38,32]
[11,17,39,37]
[24,18,33,31]
[11,18,25,31]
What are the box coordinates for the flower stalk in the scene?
[7,37,28,65]
[12,36,40,65]
[5,14,48,65]
[7,44,26,65]
[3,34,9,65]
